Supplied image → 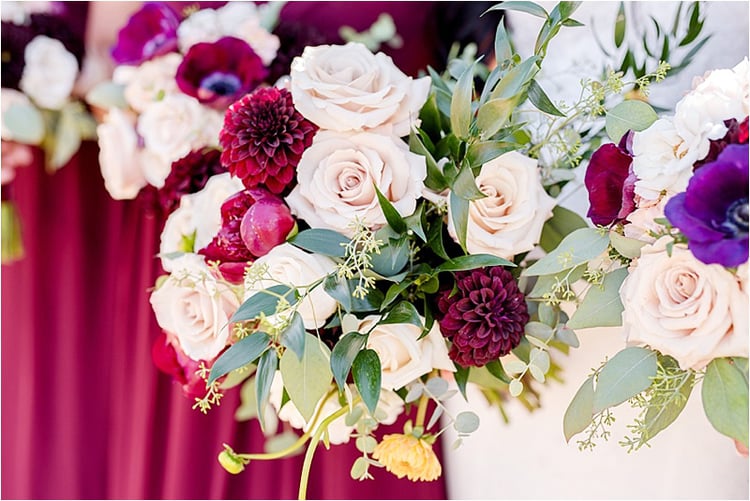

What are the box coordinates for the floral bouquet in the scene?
[135,0,690,496]
[526,59,750,452]
[1,1,97,263]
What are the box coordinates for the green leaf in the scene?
[454,411,480,434]
[476,98,515,139]
[352,349,382,414]
[485,1,549,19]
[592,347,658,413]
[539,206,588,253]
[605,100,658,143]
[610,231,647,259]
[486,359,512,384]
[330,331,368,393]
[643,370,693,442]
[231,285,298,323]
[450,63,475,140]
[564,376,595,442]
[2,102,45,144]
[466,141,515,169]
[567,267,628,329]
[209,331,271,384]
[528,79,565,117]
[46,103,83,170]
[374,184,407,233]
[255,349,278,431]
[381,280,413,311]
[381,301,423,328]
[490,56,540,101]
[279,312,306,360]
[614,2,626,48]
[280,333,333,421]
[324,275,352,312]
[523,228,609,277]
[369,236,409,277]
[288,228,348,258]
[85,81,128,109]
[234,377,259,421]
[494,21,513,63]
[451,160,486,201]
[265,431,303,456]
[404,203,427,242]
[449,190,470,252]
[702,358,749,447]
[426,217,450,261]
[455,365,470,400]
[436,253,515,273]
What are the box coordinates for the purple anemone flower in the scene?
[584,131,637,226]
[111,3,180,65]
[665,144,749,267]
[175,37,268,109]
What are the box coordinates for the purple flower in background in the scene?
[111,3,180,65]
[175,37,268,109]
[665,144,749,267]
[585,132,637,226]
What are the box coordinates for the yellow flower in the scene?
[372,434,442,482]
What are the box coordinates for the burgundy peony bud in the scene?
[240,196,295,257]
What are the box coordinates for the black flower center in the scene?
[719,197,749,236]
[200,71,243,97]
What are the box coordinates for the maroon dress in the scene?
[2,2,451,499]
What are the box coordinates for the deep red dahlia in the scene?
[157,148,226,214]
[219,87,317,195]
[437,267,529,367]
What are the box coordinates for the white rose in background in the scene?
[290,42,430,136]
[114,53,182,113]
[244,243,337,329]
[140,149,174,190]
[357,316,454,391]
[97,108,147,200]
[149,253,240,361]
[19,35,78,110]
[159,196,196,272]
[620,237,748,370]
[1,1,54,24]
[286,130,426,237]
[189,173,245,251]
[448,151,555,260]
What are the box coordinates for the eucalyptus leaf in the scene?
[490,56,540,101]
[702,358,749,447]
[279,312,306,360]
[427,405,444,430]
[567,267,628,329]
[425,377,449,397]
[452,160,486,201]
[280,333,333,421]
[605,100,658,143]
[352,349,382,414]
[255,349,278,431]
[610,231,647,259]
[289,228,349,258]
[435,253,514,273]
[523,228,609,277]
[47,104,83,170]
[509,379,524,397]
[234,377,259,421]
[209,332,271,384]
[330,331,368,392]
[466,140,515,168]
[539,206,589,253]
[405,383,424,403]
[454,411,480,434]
[643,371,693,442]
[527,264,586,299]
[369,237,409,277]
[563,376,595,442]
[231,285,298,323]
[592,347,658,413]
[265,431,303,456]
[2,102,45,144]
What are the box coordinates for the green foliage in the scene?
[352,349,382,414]
[3,102,45,144]
[231,285,298,323]
[702,358,749,448]
[539,206,588,253]
[288,229,349,258]
[209,331,271,384]
[564,376,595,442]
[566,267,628,329]
[330,332,368,393]
[255,349,278,431]
[279,312,306,360]
[605,100,658,143]
[592,347,657,413]
[279,333,333,422]
[381,301,423,328]
[523,228,609,276]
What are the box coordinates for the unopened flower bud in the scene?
[240,196,295,257]
[218,446,248,474]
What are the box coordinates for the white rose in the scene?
[149,254,241,361]
[244,243,337,329]
[621,237,748,370]
[286,130,426,237]
[177,8,223,52]
[190,172,245,251]
[448,151,555,260]
[97,108,147,200]
[140,149,174,190]
[137,93,222,164]
[119,53,182,113]
[159,195,196,272]
[290,42,430,136]
[357,316,454,391]
[632,119,697,201]
[19,35,78,110]
[1,1,54,24]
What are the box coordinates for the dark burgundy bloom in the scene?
[111,3,180,65]
[157,148,227,214]
[199,190,258,273]
[437,267,529,367]
[585,133,637,226]
[665,144,749,267]
[220,87,317,194]
[694,117,749,170]
[240,196,296,257]
[175,37,267,109]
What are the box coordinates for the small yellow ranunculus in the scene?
[372,433,442,482]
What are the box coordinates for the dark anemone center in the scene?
[200,72,243,96]
[718,197,749,236]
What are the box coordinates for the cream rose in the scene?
[244,243,337,329]
[159,195,196,272]
[290,42,430,136]
[620,237,748,370]
[19,35,78,110]
[448,151,555,259]
[115,53,181,114]
[149,254,241,361]
[357,316,454,391]
[97,108,147,200]
[285,130,426,237]
[623,198,668,243]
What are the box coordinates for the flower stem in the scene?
[415,393,429,429]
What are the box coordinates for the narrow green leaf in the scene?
[494,21,513,63]
[85,81,128,109]
[562,18,584,27]
[374,184,408,233]
[605,100,658,143]
[528,79,565,117]
[476,97,515,139]
[490,56,540,101]
[352,349,382,414]
[592,347,658,413]
[486,359,512,384]
[381,301,423,328]
[436,253,515,273]
[280,333,333,421]
[455,365,470,400]
[427,217,450,261]
[289,228,349,258]
[702,358,749,447]
[539,206,588,253]
[209,331,271,384]
[450,63,475,140]
[47,103,83,170]
[564,376,595,442]
[231,285,298,322]
[279,312,306,360]
[466,141,515,169]
[449,190,470,252]
[484,1,549,19]
[523,228,609,277]
[567,267,628,329]
[255,349,278,431]
[452,160,486,201]
[381,280,412,311]
[330,331,368,393]
[614,2,626,47]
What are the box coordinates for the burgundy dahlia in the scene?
[219,87,317,195]
[157,148,227,214]
[437,267,529,367]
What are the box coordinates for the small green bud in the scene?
[218,445,248,474]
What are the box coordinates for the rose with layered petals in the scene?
[290,42,430,136]
[621,237,748,370]
[149,254,240,361]
[285,130,426,237]
[114,52,181,113]
[585,136,637,226]
[111,3,180,65]
[665,144,749,267]
[19,35,78,110]
[97,108,147,200]
[448,151,555,259]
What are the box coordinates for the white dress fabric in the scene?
[442,2,750,499]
